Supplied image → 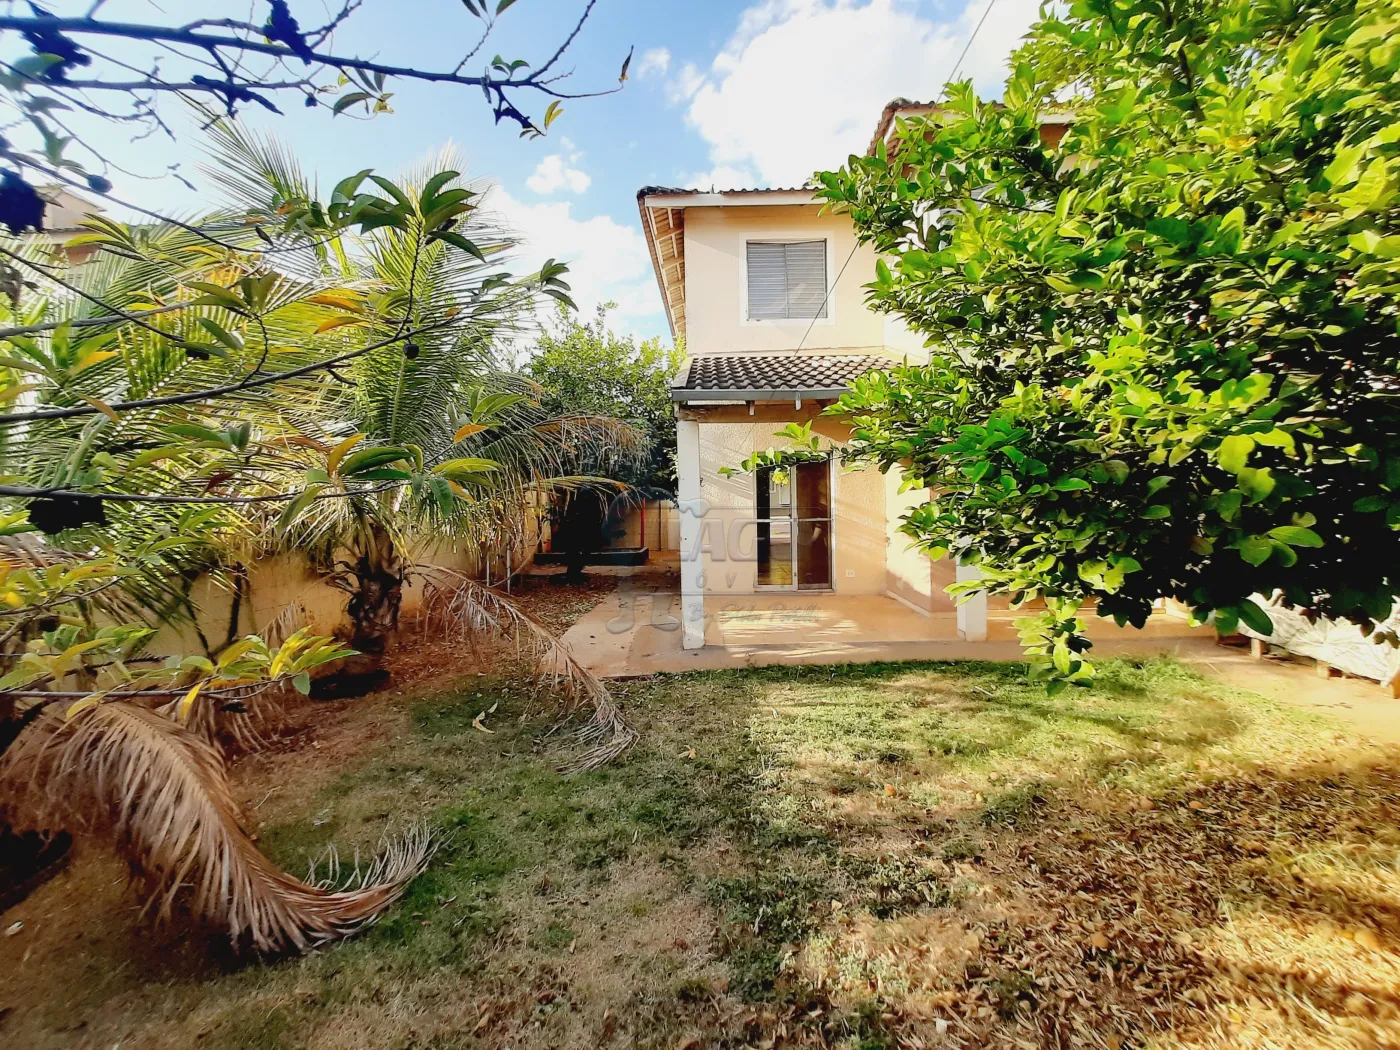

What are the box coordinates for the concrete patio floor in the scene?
[560,582,1211,677]
[556,577,1400,746]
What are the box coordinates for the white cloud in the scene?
[488,187,666,340]
[666,62,705,105]
[525,152,591,194]
[679,0,1041,187]
[637,47,671,77]
[685,164,759,190]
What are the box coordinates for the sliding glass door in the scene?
[756,458,831,590]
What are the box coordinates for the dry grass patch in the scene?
[1,656,1397,1050]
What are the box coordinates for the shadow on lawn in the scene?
[684,660,1400,1049]
[2,658,1397,1050]
[787,760,1400,1050]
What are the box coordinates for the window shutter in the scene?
[746,242,788,319]
[746,240,827,320]
[783,241,827,319]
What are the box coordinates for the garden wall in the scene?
[143,520,546,658]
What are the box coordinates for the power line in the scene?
[794,0,999,354]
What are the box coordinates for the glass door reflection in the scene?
[755,459,831,590]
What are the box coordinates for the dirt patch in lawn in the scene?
[2,657,1398,1050]
[507,571,620,635]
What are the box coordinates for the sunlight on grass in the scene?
[6,657,1398,1050]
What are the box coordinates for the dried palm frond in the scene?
[154,680,286,753]
[415,567,635,771]
[0,702,431,954]
[258,593,315,646]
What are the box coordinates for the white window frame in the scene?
[738,231,837,329]
[752,453,837,593]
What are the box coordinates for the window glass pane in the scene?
[794,460,830,519]
[757,465,791,516]
[757,519,793,587]
[796,520,831,588]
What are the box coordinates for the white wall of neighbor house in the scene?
[682,204,892,357]
[605,501,681,551]
[882,310,933,363]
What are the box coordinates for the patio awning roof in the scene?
[671,353,890,402]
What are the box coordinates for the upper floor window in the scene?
[746,240,828,321]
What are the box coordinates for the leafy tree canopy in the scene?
[526,304,682,492]
[816,0,1400,689]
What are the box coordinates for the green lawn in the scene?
[4,658,1399,1049]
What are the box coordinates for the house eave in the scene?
[640,189,819,208]
[638,194,681,344]
[672,386,852,403]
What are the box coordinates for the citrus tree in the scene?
[816,0,1400,688]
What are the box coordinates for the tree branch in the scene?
[0,480,404,505]
[0,301,188,339]
[0,312,462,424]
[0,245,198,346]
[0,13,623,105]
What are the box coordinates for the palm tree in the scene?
[197,127,645,684]
[0,127,640,956]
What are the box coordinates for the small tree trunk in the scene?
[345,523,404,654]
[316,523,402,698]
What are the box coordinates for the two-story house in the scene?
[639,99,1193,655]
[639,100,976,652]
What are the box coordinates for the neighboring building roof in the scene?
[867,97,942,156]
[37,185,104,235]
[672,353,889,401]
[867,98,1077,156]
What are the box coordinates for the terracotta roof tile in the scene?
[673,354,889,399]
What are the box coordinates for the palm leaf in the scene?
[0,701,431,954]
[414,568,635,772]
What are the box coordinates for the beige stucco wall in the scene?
[683,204,893,357]
[882,310,933,363]
[692,417,886,596]
[682,405,951,606]
[607,501,680,551]
[883,474,958,614]
[143,519,545,659]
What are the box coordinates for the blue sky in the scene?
[23,0,1043,344]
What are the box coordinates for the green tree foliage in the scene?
[816,0,1400,688]
[527,304,683,492]
[0,131,638,951]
